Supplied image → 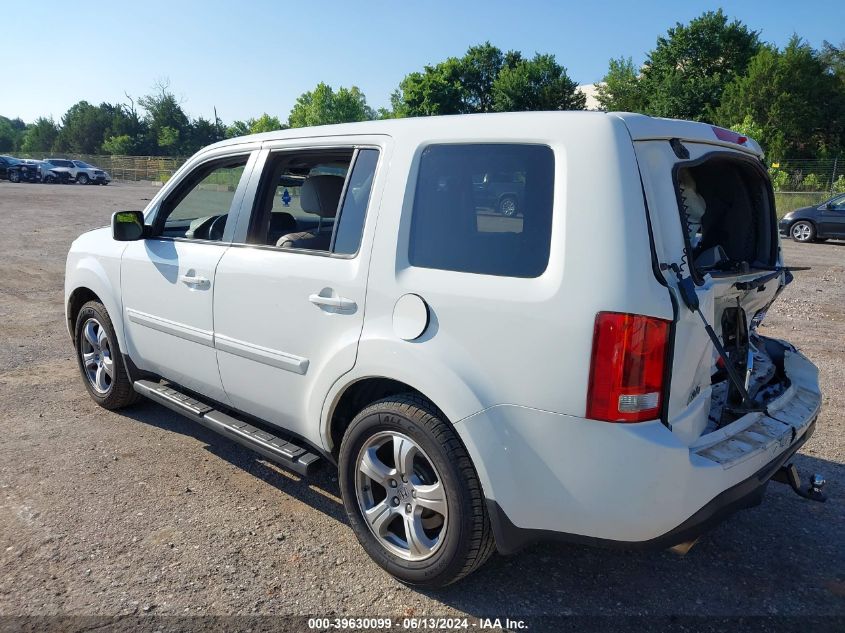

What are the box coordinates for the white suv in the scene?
[65,112,823,586]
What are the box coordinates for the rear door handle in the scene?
[309,293,356,311]
[179,274,210,288]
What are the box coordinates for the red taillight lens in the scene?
[712,126,748,145]
[586,312,671,423]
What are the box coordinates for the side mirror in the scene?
[112,210,146,241]
[826,202,835,210]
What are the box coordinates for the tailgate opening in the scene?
[674,154,778,281]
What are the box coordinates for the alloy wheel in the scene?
[355,431,448,561]
[79,318,114,394]
[791,222,812,242]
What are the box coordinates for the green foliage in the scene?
[833,174,845,194]
[225,120,250,138]
[717,37,845,159]
[20,117,60,153]
[640,9,761,121]
[101,134,135,155]
[801,173,823,191]
[595,57,646,112]
[0,116,26,152]
[392,43,583,116]
[492,54,585,112]
[248,114,286,134]
[768,167,789,191]
[288,83,375,128]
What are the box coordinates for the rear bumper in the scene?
[486,419,815,554]
[456,343,821,554]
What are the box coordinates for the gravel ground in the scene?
[0,181,843,621]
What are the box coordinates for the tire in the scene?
[44,175,55,184]
[790,220,815,243]
[77,173,89,185]
[74,300,140,410]
[9,171,20,183]
[338,394,495,587]
[498,195,518,217]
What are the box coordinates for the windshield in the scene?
[73,161,93,168]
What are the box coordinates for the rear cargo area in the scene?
[630,130,821,459]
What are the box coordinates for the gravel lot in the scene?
[0,181,843,621]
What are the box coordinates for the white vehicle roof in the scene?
[204,111,763,157]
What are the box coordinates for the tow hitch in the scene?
[772,464,827,502]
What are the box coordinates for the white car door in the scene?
[212,143,385,446]
[121,149,259,404]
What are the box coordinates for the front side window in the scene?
[409,144,554,278]
[157,157,248,241]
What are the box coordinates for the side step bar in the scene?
[133,379,321,476]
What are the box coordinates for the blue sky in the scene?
[2,0,843,124]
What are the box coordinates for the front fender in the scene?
[65,229,126,348]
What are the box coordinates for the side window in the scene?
[408,144,554,278]
[333,149,379,255]
[158,157,248,241]
[249,147,379,256]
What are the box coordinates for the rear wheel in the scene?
[74,301,140,409]
[77,173,89,185]
[9,170,20,183]
[498,195,518,217]
[791,221,815,243]
[339,394,495,587]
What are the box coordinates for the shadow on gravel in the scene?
[118,400,348,524]
[118,400,843,616]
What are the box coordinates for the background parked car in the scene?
[41,158,111,185]
[779,192,845,242]
[472,170,525,216]
[71,160,111,185]
[38,159,73,184]
[2,157,41,183]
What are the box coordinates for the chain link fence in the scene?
[768,157,843,217]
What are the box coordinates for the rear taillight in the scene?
[586,312,671,423]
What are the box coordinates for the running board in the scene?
[133,379,321,476]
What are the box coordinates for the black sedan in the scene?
[0,155,41,183]
[779,193,845,242]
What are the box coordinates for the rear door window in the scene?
[408,144,554,278]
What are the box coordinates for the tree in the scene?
[288,83,374,128]
[391,44,581,117]
[717,37,845,158]
[0,116,26,152]
[640,10,761,121]
[225,120,250,138]
[55,101,112,153]
[595,57,647,112]
[820,40,845,88]
[101,134,135,155]
[20,117,60,153]
[248,113,286,133]
[492,53,585,112]
[138,80,191,155]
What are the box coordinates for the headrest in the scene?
[300,175,344,218]
[269,212,297,233]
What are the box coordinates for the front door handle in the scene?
[179,274,210,288]
[309,292,356,311]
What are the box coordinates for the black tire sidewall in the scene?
[338,403,476,586]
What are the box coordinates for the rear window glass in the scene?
[408,144,554,278]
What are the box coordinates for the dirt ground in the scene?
[0,181,843,621]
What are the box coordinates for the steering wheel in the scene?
[208,214,228,241]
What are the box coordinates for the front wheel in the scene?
[74,301,140,409]
[9,171,20,183]
[339,395,495,587]
[77,173,89,185]
[791,221,815,242]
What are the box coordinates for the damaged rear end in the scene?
[622,114,825,508]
